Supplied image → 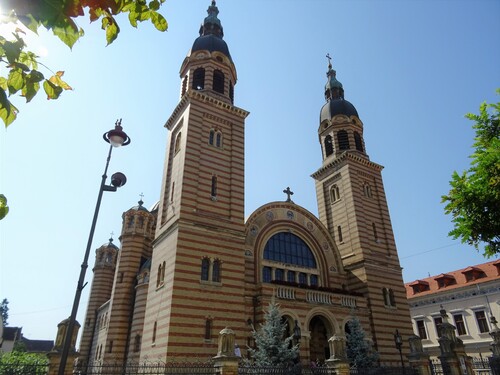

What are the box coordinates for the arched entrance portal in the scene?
[309,315,331,363]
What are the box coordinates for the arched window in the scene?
[156,264,162,287]
[213,69,224,94]
[181,75,188,96]
[133,334,141,352]
[212,259,221,282]
[324,135,334,157]
[161,261,166,283]
[372,223,378,242]
[263,232,316,268]
[331,184,340,202]
[204,318,212,340]
[389,289,396,307]
[152,322,157,344]
[201,258,210,281]
[216,132,222,148]
[337,130,350,150]
[211,175,217,198]
[192,68,205,90]
[337,226,343,243]
[209,129,215,145]
[354,131,363,152]
[364,183,372,198]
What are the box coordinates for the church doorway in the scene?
[308,315,331,363]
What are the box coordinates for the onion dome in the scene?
[128,199,149,213]
[320,59,358,122]
[100,237,119,250]
[191,1,232,60]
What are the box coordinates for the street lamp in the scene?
[58,120,130,375]
[394,329,405,375]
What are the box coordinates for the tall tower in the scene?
[140,1,249,360]
[78,238,118,363]
[99,200,155,363]
[311,59,413,360]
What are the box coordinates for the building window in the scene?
[287,271,296,283]
[372,223,378,242]
[192,68,205,90]
[152,322,157,344]
[213,69,224,94]
[298,272,307,285]
[209,129,223,148]
[174,133,181,153]
[263,232,317,268]
[216,132,222,148]
[383,288,396,307]
[434,316,443,337]
[263,266,272,283]
[204,318,212,340]
[134,335,141,352]
[201,258,210,281]
[363,183,372,198]
[453,314,467,336]
[108,340,113,353]
[212,259,221,282]
[275,268,284,281]
[416,320,427,339]
[389,289,396,307]
[324,135,334,157]
[337,226,343,243]
[330,184,340,202]
[475,311,489,333]
[354,131,363,152]
[156,264,162,287]
[211,175,217,198]
[310,274,318,286]
[209,129,215,145]
[337,130,349,150]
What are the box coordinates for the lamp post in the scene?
[58,120,130,375]
[394,329,405,375]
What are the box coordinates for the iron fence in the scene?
[75,360,217,375]
[238,364,329,375]
[349,366,418,375]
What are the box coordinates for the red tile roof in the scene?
[405,259,500,299]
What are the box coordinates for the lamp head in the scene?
[111,172,127,188]
[103,119,131,147]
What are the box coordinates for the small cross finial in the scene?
[283,187,294,203]
[109,231,114,242]
[326,53,332,68]
[139,192,144,206]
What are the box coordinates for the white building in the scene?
[405,260,500,358]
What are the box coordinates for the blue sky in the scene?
[0,0,499,341]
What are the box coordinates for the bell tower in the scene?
[312,57,413,360]
[140,1,249,360]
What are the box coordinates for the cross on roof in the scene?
[326,53,332,66]
[283,187,294,203]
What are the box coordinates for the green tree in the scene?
[442,91,500,257]
[0,0,168,127]
[248,301,299,367]
[0,299,8,326]
[345,317,379,368]
[0,351,48,375]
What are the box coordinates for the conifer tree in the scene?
[248,301,299,366]
[346,317,379,368]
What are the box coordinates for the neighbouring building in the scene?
[0,326,53,354]
[405,260,500,358]
[76,0,413,365]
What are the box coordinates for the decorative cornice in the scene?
[164,90,249,130]
[311,152,383,180]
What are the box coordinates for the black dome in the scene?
[191,34,232,61]
[320,99,358,122]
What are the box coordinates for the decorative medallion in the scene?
[266,211,274,221]
[250,226,258,236]
[245,250,253,257]
[306,222,314,231]
[329,266,337,272]
[322,242,330,251]
[287,210,294,220]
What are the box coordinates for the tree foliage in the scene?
[0,299,8,326]
[0,196,8,221]
[345,317,379,368]
[248,301,299,367]
[442,91,500,257]
[0,350,48,375]
[0,0,168,127]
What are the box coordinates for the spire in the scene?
[199,0,224,38]
[324,53,344,101]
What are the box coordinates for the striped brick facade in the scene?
[79,1,412,366]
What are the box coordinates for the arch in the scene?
[324,135,334,157]
[201,257,210,281]
[263,232,317,268]
[354,131,363,152]
[337,130,350,150]
[213,69,225,94]
[309,316,331,362]
[330,184,340,203]
[192,68,205,90]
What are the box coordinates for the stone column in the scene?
[326,335,350,375]
[47,319,80,375]
[407,335,432,375]
[213,327,240,375]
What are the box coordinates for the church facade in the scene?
[78,1,413,365]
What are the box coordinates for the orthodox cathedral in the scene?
[78,1,413,365]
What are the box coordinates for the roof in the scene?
[2,326,21,341]
[20,336,54,353]
[405,259,500,298]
